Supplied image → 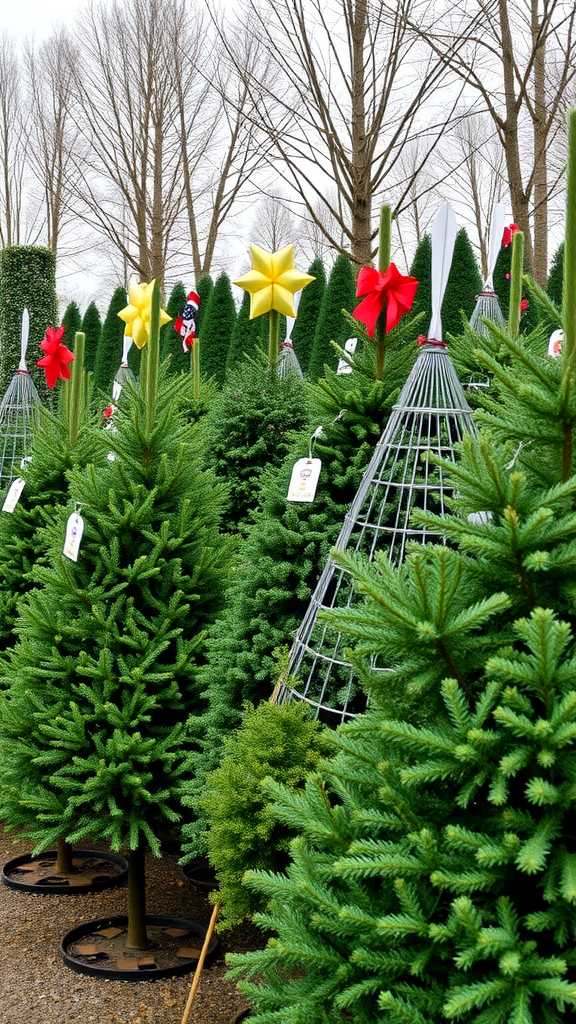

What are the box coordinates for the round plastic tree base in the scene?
[2,849,128,895]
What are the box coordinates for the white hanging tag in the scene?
[2,478,25,513]
[337,337,358,375]
[63,512,84,562]
[549,329,563,358]
[287,458,322,503]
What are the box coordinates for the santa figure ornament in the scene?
[174,290,200,353]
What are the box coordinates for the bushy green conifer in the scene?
[443,227,482,336]
[80,301,102,374]
[93,286,127,395]
[195,274,213,337]
[160,281,188,374]
[62,302,82,344]
[290,257,327,373]
[0,294,233,946]
[227,117,576,1023]
[308,254,356,381]
[227,292,267,370]
[200,272,237,383]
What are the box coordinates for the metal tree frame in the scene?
[469,289,505,339]
[277,341,477,723]
[278,339,303,379]
[0,371,41,491]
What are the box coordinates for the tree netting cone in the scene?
[0,371,41,490]
[278,340,303,379]
[469,289,505,339]
[276,341,476,723]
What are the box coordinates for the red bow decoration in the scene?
[502,223,520,247]
[353,263,418,337]
[37,325,74,389]
[520,298,528,311]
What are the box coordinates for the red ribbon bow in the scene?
[502,223,520,247]
[353,263,418,337]
[37,325,75,389]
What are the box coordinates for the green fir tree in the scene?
[290,257,327,373]
[0,292,234,947]
[443,227,483,337]
[548,242,564,305]
[227,115,576,1024]
[408,233,432,333]
[93,286,127,395]
[160,281,188,375]
[195,274,213,337]
[226,291,266,370]
[200,272,237,384]
[62,302,82,346]
[308,254,356,381]
[81,301,102,374]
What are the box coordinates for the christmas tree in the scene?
[93,285,127,395]
[408,233,432,330]
[308,254,357,381]
[226,291,267,370]
[227,114,576,1023]
[0,284,233,948]
[160,280,188,374]
[200,271,237,384]
[195,274,213,337]
[80,301,102,374]
[442,227,482,336]
[62,302,82,344]
[547,242,564,305]
[290,257,327,373]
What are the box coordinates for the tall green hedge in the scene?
[0,246,58,405]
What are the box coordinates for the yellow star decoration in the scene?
[234,244,315,320]
[117,280,171,349]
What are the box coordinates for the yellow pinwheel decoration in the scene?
[117,280,171,349]
[234,244,315,320]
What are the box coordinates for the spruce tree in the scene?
[80,301,102,374]
[195,274,213,337]
[227,117,576,1024]
[408,233,432,332]
[62,302,82,345]
[0,245,58,405]
[200,272,237,383]
[226,291,266,370]
[308,254,357,381]
[290,257,327,373]
[160,280,188,375]
[0,289,233,947]
[93,285,127,395]
[547,242,564,305]
[443,227,482,336]
[204,354,309,532]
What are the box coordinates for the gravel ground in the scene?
[0,829,262,1024]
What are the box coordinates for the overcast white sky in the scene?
[1,0,85,41]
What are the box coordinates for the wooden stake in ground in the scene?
[180,902,220,1024]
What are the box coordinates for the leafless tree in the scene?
[250,192,298,252]
[24,30,83,256]
[215,0,462,268]
[413,0,576,284]
[0,35,28,247]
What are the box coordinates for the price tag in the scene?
[287,458,321,503]
[63,512,84,562]
[2,478,25,513]
[337,337,358,374]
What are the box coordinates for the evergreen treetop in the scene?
[195,274,214,338]
[308,254,357,381]
[160,280,188,375]
[408,233,432,332]
[443,227,483,337]
[80,301,102,374]
[547,242,564,306]
[290,257,327,373]
[62,302,82,345]
[93,285,127,395]
[200,271,237,384]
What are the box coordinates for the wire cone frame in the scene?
[0,369,41,490]
[277,342,477,723]
[278,339,303,379]
[469,289,505,339]
[112,363,136,402]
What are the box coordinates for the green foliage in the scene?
[200,272,237,383]
[0,371,234,856]
[308,255,357,381]
[195,274,213,338]
[0,245,58,405]
[227,291,266,370]
[160,281,189,375]
[62,302,82,347]
[291,257,327,373]
[443,228,482,337]
[227,281,576,1021]
[93,285,127,395]
[408,233,432,333]
[81,301,102,374]
[200,701,329,928]
[204,354,309,532]
[548,243,564,305]
[494,242,540,331]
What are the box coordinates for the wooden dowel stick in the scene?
[180,901,220,1024]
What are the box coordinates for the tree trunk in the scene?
[498,0,533,274]
[350,0,371,267]
[56,836,73,874]
[531,0,548,287]
[126,842,149,949]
